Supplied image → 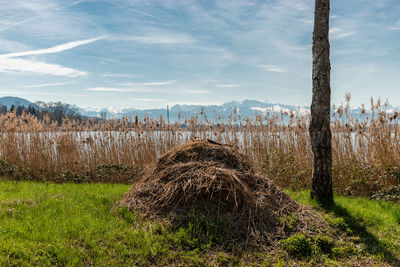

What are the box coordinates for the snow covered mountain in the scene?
[3,96,395,122]
[75,99,310,121]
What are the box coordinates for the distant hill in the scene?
[0,96,38,109]
[2,96,396,122]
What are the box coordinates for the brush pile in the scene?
[120,140,317,246]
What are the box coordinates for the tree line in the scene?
[0,102,86,125]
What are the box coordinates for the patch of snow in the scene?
[267,105,291,113]
[251,107,267,112]
[296,107,310,115]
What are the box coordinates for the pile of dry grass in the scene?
[120,140,320,246]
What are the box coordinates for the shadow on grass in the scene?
[321,201,400,265]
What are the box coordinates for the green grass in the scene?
[288,191,400,265]
[1,181,399,266]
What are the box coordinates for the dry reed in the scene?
[0,96,399,197]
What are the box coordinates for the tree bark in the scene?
[310,0,333,204]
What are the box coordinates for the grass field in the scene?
[1,180,399,266]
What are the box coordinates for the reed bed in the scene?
[0,96,399,197]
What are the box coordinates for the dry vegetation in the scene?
[0,95,400,198]
[119,140,322,247]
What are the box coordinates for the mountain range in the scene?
[0,96,396,122]
[0,96,310,121]
[71,99,310,121]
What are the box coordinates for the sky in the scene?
[0,0,399,109]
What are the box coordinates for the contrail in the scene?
[102,0,161,20]
[0,36,106,58]
[0,0,86,32]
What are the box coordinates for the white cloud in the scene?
[335,31,357,39]
[85,87,134,92]
[103,0,161,20]
[216,84,241,88]
[389,20,400,30]
[0,39,30,53]
[85,87,153,92]
[125,33,194,45]
[0,91,87,97]
[133,98,165,102]
[183,89,209,94]
[21,82,71,88]
[86,82,178,93]
[259,65,286,73]
[0,0,86,32]
[0,36,106,58]
[118,80,176,86]
[0,37,105,77]
[271,0,311,13]
[329,27,340,34]
[329,27,357,40]
[0,58,86,77]
[102,73,134,78]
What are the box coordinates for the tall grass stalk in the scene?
[0,96,399,196]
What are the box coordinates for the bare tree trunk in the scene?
[310,0,333,203]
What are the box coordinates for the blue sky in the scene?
[0,0,399,109]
